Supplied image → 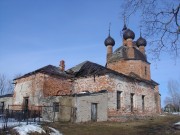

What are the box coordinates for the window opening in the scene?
[130,93,134,112]
[117,91,122,110]
[142,95,145,112]
[53,102,59,112]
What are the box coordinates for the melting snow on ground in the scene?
[14,124,45,135]
[174,122,180,125]
[0,121,20,129]
[172,112,180,115]
[0,117,62,134]
[13,124,63,135]
[49,127,63,135]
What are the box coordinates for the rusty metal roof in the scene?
[14,65,72,80]
[66,61,112,77]
[67,61,158,86]
[14,61,158,86]
[0,94,13,98]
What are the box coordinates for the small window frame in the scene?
[130,93,134,112]
[142,95,145,112]
[53,102,59,112]
[117,91,122,110]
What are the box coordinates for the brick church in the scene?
[5,24,161,122]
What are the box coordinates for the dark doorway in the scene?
[23,97,29,111]
[91,103,97,122]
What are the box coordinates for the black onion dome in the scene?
[104,35,115,46]
[136,36,147,47]
[123,29,135,40]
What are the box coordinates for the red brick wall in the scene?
[73,74,161,118]
[13,73,45,109]
[43,75,72,96]
[73,75,114,93]
[12,69,161,121]
[107,60,151,80]
[13,73,72,108]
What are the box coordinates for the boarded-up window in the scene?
[53,102,59,112]
[117,91,121,110]
[142,95,145,112]
[130,93,134,112]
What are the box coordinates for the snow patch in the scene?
[159,114,166,116]
[79,91,89,94]
[49,127,63,135]
[172,112,180,115]
[13,124,45,135]
[13,124,63,135]
[174,122,180,125]
[0,121,19,128]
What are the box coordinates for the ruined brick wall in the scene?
[107,60,151,81]
[73,73,160,122]
[13,73,72,110]
[75,93,108,122]
[73,75,115,93]
[13,73,45,109]
[12,66,160,122]
[43,75,72,96]
[107,73,158,121]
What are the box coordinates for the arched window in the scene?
[130,93,134,112]
[117,91,122,110]
[142,95,145,112]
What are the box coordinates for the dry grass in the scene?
[1,115,180,135]
[45,115,180,135]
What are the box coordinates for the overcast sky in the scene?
[0,0,179,107]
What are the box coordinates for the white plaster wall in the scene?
[0,97,13,109]
[40,96,60,121]
[75,93,108,122]
[13,78,44,107]
[13,81,32,105]
[40,96,73,122]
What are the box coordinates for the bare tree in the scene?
[7,73,22,94]
[164,79,180,111]
[0,73,22,95]
[6,79,14,94]
[121,0,180,59]
[13,73,22,80]
[0,74,6,95]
